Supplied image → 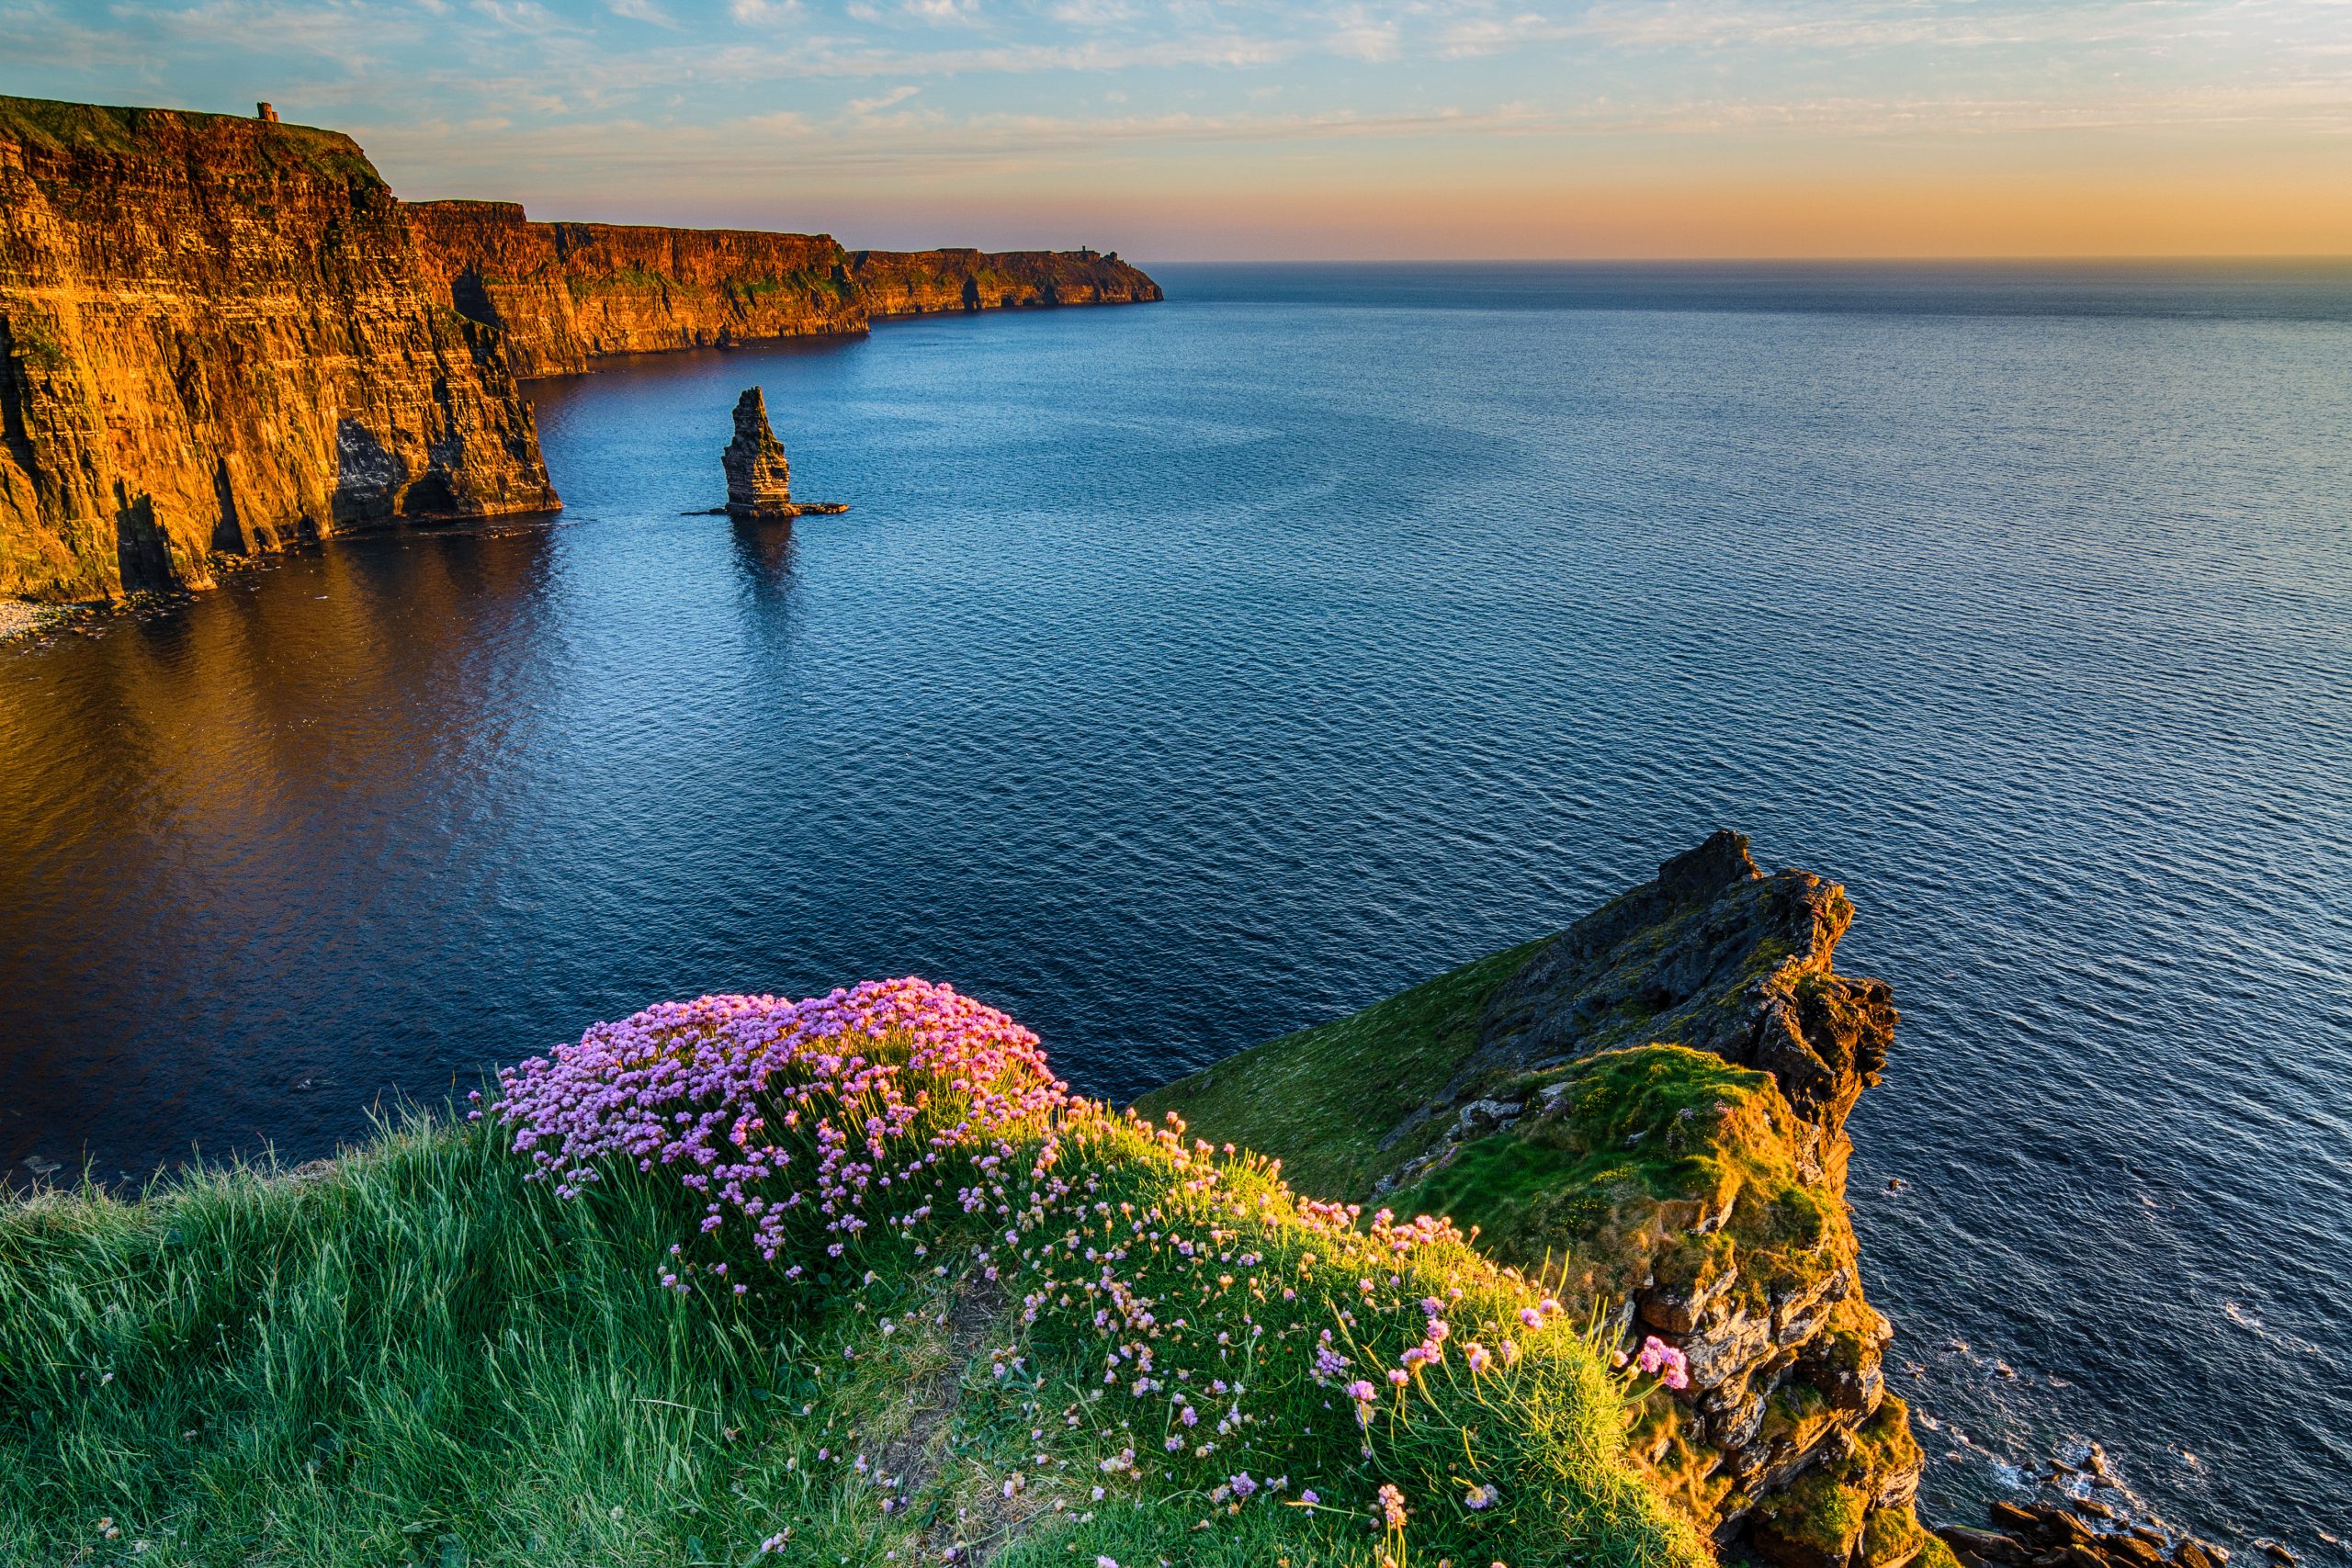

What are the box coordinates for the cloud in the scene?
[899,0,982,23]
[1324,7,1399,62]
[469,0,565,34]
[847,83,922,113]
[605,0,676,26]
[739,108,815,135]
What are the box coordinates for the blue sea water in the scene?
[3,262,2348,1548]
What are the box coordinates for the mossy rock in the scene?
[1389,1045,1852,1316]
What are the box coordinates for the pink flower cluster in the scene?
[1637,1334,1691,1390]
[492,978,1070,1283]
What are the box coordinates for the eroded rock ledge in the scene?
[1141,831,1939,1568]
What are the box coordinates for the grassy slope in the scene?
[1133,940,1545,1200]
[0,95,384,186]
[0,1111,1707,1568]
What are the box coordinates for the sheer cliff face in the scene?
[405,203,1163,378]
[0,99,557,603]
[405,202,864,378]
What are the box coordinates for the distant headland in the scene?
[0,95,1160,605]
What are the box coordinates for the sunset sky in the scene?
[6,0,2348,258]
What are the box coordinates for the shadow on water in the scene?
[729,514,799,609]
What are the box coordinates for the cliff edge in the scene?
[0,97,558,603]
[1140,831,1947,1568]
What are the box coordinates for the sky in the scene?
[4,0,2349,258]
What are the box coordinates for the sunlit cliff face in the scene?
[4,0,2346,256]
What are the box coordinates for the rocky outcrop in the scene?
[1387,833,1928,1566]
[1141,832,1943,1568]
[723,389,793,518]
[407,204,1163,378]
[0,96,558,603]
[1942,1497,2236,1568]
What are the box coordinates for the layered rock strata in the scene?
[1143,832,1941,1568]
[723,389,794,518]
[404,201,864,378]
[407,202,1164,378]
[0,96,558,603]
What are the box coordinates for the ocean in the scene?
[3,262,2346,1548]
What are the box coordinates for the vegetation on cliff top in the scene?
[1132,940,1546,1200]
[1139,840,1943,1568]
[1,980,1704,1568]
[0,95,384,189]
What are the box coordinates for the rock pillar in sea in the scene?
[722,389,793,518]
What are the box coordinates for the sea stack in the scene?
[722,388,794,518]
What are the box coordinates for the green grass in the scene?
[1,1106,1708,1568]
[1134,940,1545,1199]
[0,95,383,189]
[1390,1046,1832,1299]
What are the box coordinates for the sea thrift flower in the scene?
[1464,1483,1498,1511]
[495,979,1069,1284]
[1378,1483,1408,1530]
[1637,1335,1691,1390]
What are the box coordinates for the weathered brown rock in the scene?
[1945,1496,2261,1568]
[405,202,864,378]
[1476,827,1895,1158]
[0,96,558,602]
[723,389,793,518]
[1148,830,1933,1562]
[405,204,1163,378]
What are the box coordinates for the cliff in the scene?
[406,201,1163,378]
[404,201,864,378]
[0,97,557,603]
[0,96,1162,606]
[848,246,1163,317]
[1139,832,1949,1568]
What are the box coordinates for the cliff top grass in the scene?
[1132,940,1546,1201]
[0,980,1707,1568]
[0,95,384,190]
[1389,1046,1838,1307]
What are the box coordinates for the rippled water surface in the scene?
[4,263,2349,1549]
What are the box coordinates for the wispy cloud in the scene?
[605,0,675,27]
[847,83,922,114]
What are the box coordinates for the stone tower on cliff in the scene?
[722,389,792,518]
